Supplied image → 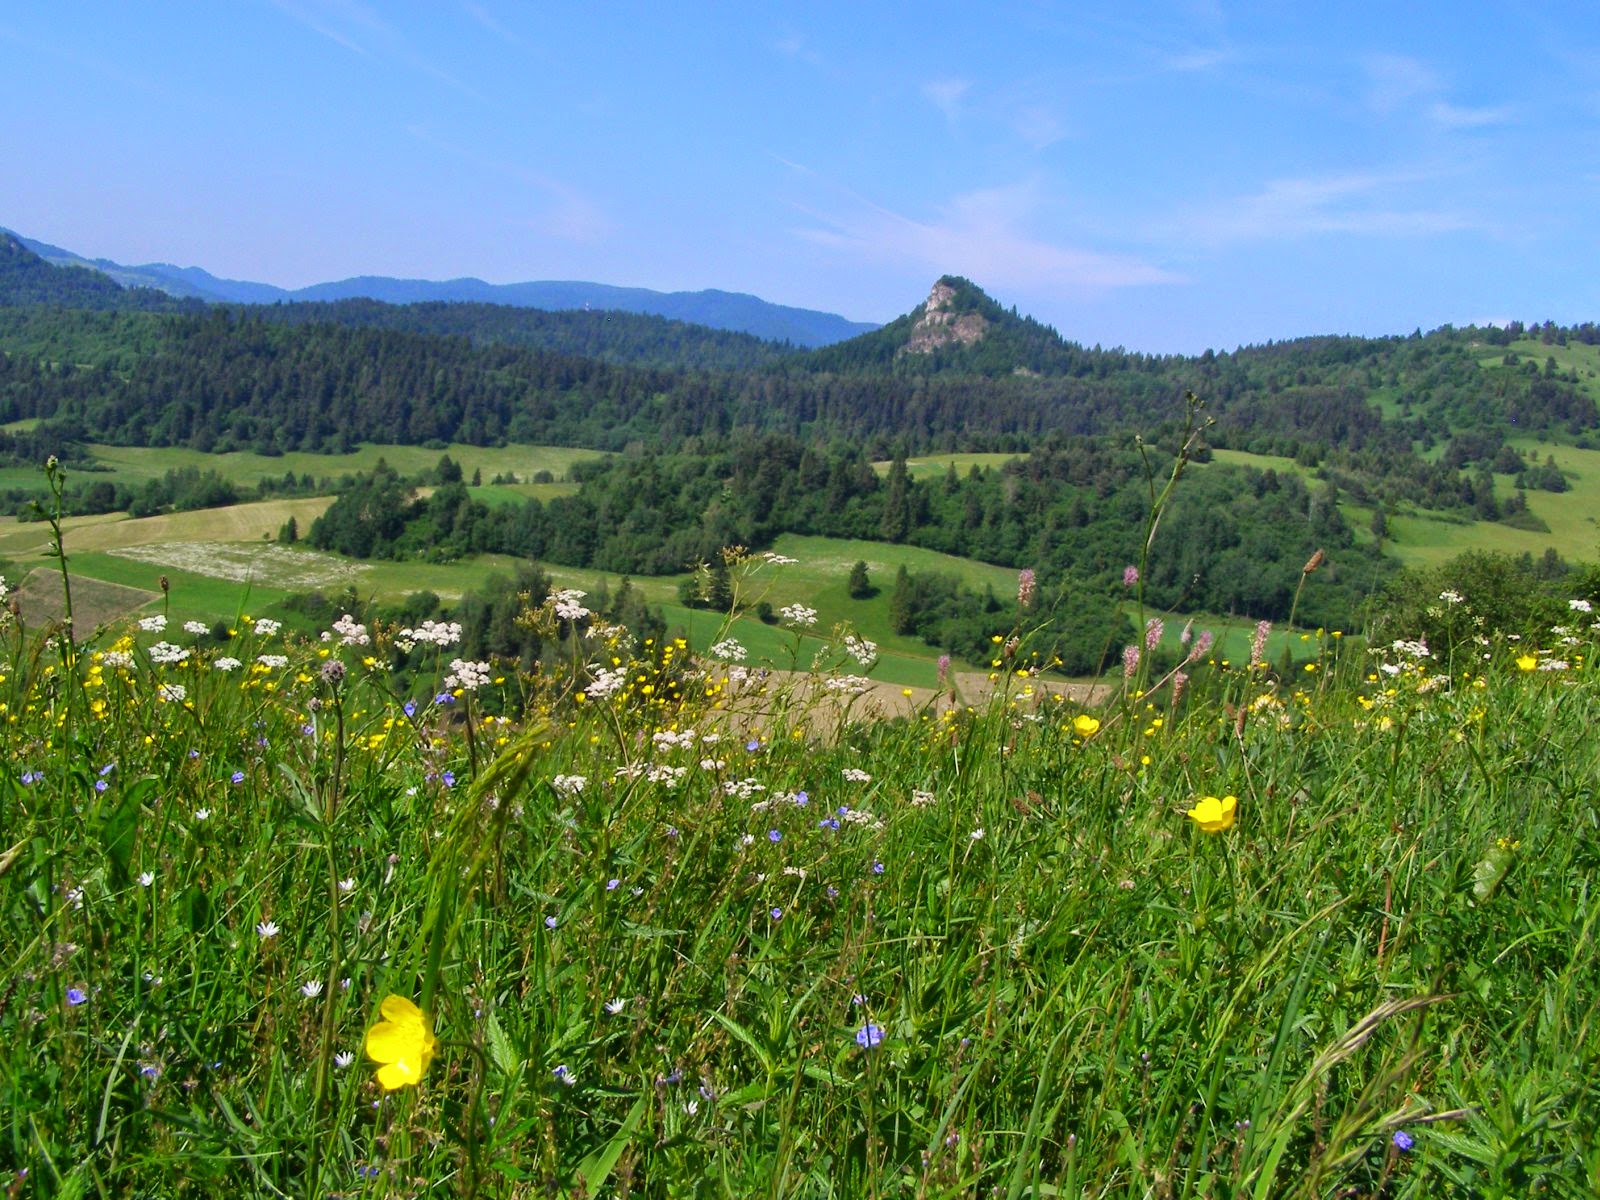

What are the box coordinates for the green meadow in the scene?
[1203,445,1600,570]
[0,442,605,493]
[2,526,1597,1196]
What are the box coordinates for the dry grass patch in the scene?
[12,567,158,632]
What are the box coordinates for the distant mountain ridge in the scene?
[3,228,878,347]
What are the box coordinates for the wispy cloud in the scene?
[270,0,375,56]
[271,0,487,101]
[793,180,1179,291]
[921,78,971,122]
[406,125,610,244]
[1427,100,1512,129]
[1006,102,1067,149]
[459,1,521,47]
[1362,53,1438,113]
[1163,168,1487,245]
[773,30,823,68]
[1361,52,1511,130]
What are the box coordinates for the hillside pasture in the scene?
[0,498,1337,684]
[12,565,157,630]
[1201,444,1599,569]
[7,442,608,493]
[1475,336,1600,407]
[871,451,1021,479]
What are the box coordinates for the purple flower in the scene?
[544,915,558,929]
[1145,617,1164,652]
[403,700,417,717]
[1250,620,1272,666]
[872,860,885,875]
[1392,1130,1414,1152]
[793,791,808,806]
[769,907,782,920]
[1123,565,1140,587]
[746,739,761,752]
[768,829,782,843]
[94,780,108,793]
[937,654,951,683]
[231,771,245,784]
[855,1023,884,1049]
[441,771,455,788]
[1122,644,1140,678]
[66,987,87,1006]
[820,817,840,830]
[1017,568,1037,609]
[606,878,620,891]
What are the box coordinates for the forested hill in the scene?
[799,275,1173,379]
[2,235,1598,520]
[249,297,801,372]
[0,233,195,313]
[5,227,877,346]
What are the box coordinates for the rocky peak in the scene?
[901,278,990,355]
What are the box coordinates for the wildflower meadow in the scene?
[3,498,1599,1197]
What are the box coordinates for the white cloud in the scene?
[1008,104,1066,149]
[773,30,823,68]
[406,125,610,244]
[272,0,486,101]
[1427,100,1512,129]
[460,1,521,46]
[921,78,971,122]
[1164,169,1485,245]
[793,180,1179,291]
[1361,52,1510,130]
[1362,53,1439,114]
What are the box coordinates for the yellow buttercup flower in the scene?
[1515,654,1538,672]
[365,995,437,1090]
[1186,794,1237,833]
[1072,714,1100,737]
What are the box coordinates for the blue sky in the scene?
[4,2,1599,352]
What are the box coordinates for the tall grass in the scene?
[2,509,1598,1197]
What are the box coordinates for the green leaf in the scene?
[485,1010,520,1079]
[575,1093,647,1197]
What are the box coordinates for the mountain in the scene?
[0,232,190,311]
[2,227,876,347]
[800,274,1164,376]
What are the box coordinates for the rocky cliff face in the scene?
[901,279,989,355]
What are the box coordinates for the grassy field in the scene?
[870,452,1022,479]
[1203,444,1600,568]
[0,493,1348,688]
[0,442,607,493]
[3,553,1596,1196]
[1475,335,1600,406]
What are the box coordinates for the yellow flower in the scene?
[1072,714,1100,737]
[365,995,437,1090]
[1515,654,1538,672]
[1186,794,1237,833]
